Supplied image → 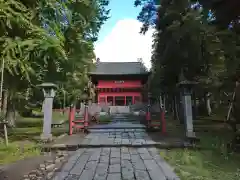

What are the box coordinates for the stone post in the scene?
[159,93,163,108]
[146,92,151,127]
[37,83,57,141]
[178,91,185,124]
[177,80,197,139]
[82,87,90,133]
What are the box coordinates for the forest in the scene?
[0,0,109,126]
[135,0,240,124]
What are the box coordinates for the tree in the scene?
[136,0,224,93]
[191,0,240,30]
[135,0,240,131]
[0,0,109,126]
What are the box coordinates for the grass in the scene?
[160,148,240,180]
[16,111,68,128]
[98,115,112,124]
[0,140,40,165]
[197,106,229,122]
[161,116,240,180]
[0,111,67,165]
[7,127,66,141]
[8,111,68,141]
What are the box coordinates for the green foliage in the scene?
[135,0,240,95]
[98,115,112,124]
[0,0,109,116]
[0,0,67,81]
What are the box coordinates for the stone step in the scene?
[89,129,146,133]
[43,141,200,151]
[88,126,146,130]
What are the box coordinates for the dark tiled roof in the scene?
[90,62,148,75]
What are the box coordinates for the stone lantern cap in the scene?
[177,80,197,88]
[37,83,58,98]
[37,82,58,90]
[177,80,198,95]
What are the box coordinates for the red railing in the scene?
[145,105,166,134]
[68,106,85,135]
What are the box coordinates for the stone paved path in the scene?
[81,129,156,146]
[52,114,180,180]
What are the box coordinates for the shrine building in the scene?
[89,62,150,106]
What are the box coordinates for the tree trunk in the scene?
[173,95,178,120]
[192,92,197,119]
[179,94,185,124]
[206,92,212,116]
[2,90,8,115]
[6,93,16,127]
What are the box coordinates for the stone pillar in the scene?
[179,92,185,124]
[41,94,54,140]
[177,80,197,139]
[182,88,194,137]
[37,83,57,141]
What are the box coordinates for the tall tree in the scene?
[135,0,224,92]
[0,0,109,125]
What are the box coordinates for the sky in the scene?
[94,0,154,70]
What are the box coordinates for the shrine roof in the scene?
[89,62,149,75]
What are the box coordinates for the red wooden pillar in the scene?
[84,103,89,131]
[69,105,75,135]
[124,96,126,105]
[68,106,72,135]
[146,104,151,128]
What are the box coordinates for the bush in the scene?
[98,115,111,124]
[16,118,43,128]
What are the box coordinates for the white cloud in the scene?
[94,19,154,70]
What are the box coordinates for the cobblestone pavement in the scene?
[52,114,180,180]
[84,115,154,146]
[81,130,157,146]
[53,147,179,180]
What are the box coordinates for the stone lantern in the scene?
[82,87,91,132]
[37,82,57,141]
[177,80,197,139]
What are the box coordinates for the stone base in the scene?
[185,131,199,143]
[186,131,196,138]
[40,133,53,142]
